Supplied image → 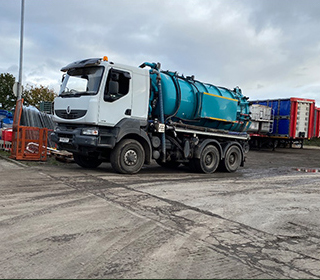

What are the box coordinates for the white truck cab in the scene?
[52,57,154,173]
[54,57,150,127]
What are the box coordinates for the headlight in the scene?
[82,128,99,136]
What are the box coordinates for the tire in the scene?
[193,145,219,174]
[156,159,181,169]
[73,153,102,169]
[243,142,250,154]
[221,145,242,172]
[110,139,145,174]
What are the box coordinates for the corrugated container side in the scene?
[250,97,315,139]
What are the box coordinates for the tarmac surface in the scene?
[0,147,320,279]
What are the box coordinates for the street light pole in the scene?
[17,0,25,100]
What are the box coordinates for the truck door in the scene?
[99,67,132,126]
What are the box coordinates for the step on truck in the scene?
[51,56,251,174]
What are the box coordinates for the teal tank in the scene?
[149,69,251,132]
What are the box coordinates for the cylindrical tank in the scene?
[149,70,251,132]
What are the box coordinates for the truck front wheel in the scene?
[110,139,145,174]
[73,153,102,169]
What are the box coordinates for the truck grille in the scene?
[55,110,87,119]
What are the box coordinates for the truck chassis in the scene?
[52,120,249,174]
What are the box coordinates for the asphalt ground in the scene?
[0,147,320,279]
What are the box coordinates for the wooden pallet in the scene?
[50,149,74,163]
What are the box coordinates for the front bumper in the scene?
[51,126,117,152]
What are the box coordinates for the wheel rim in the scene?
[124,149,137,166]
[205,153,214,168]
[228,153,236,166]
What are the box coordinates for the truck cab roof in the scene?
[60,58,150,76]
[61,58,103,72]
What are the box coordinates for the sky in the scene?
[1,0,320,105]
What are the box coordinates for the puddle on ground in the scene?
[294,168,320,173]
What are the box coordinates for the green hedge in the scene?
[304,138,320,147]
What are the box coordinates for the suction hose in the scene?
[140,61,166,162]
[152,68,166,162]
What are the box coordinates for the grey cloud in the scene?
[0,0,320,105]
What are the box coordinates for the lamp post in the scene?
[17,0,25,100]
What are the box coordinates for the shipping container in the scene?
[249,97,316,149]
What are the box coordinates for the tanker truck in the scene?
[51,56,251,174]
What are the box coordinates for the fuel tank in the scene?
[149,69,251,132]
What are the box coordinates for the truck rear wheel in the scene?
[110,139,145,174]
[220,145,242,172]
[73,153,102,169]
[193,145,219,174]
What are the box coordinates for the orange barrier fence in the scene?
[11,126,48,161]
[10,99,48,161]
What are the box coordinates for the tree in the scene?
[22,84,57,110]
[0,73,16,110]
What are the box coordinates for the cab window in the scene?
[104,68,131,102]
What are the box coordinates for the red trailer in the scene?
[314,107,320,138]
[249,97,316,149]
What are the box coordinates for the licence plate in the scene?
[59,137,70,143]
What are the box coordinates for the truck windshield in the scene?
[59,66,104,96]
